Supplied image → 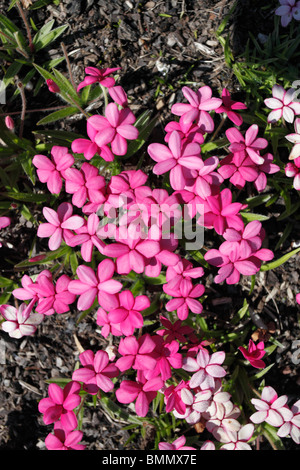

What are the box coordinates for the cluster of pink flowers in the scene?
[1,66,300,451]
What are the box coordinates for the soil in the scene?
[0,0,300,451]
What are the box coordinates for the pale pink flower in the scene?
[77,66,121,91]
[72,349,119,393]
[277,399,300,444]
[215,88,247,126]
[64,162,106,208]
[180,387,213,424]
[275,0,300,27]
[0,303,43,338]
[46,79,60,93]
[37,202,85,251]
[67,213,106,262]
[171,85,222,133]
[158,436,196,450]
[200,441,215,450]
[115,334,157,372]
[226,124,268,165]
[38,381,81,430]
[264,84,300,123]
[285,156,300,190]
[164,279,205,321]
[286,117,300,160]
[45,422,85,450]
[182,347,226,390]
[33,146,74,195]
[147,130,202,190]
[238,340,266,369]
[107,290,149,336]
[250,386,293,427]
[215,423,254,450]
[68,259,122,311]
[88,103,138,156]
[116,374,164,417]
[204,389,241,436]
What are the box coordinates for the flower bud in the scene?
[46,79,60,93]
[5,116,14,130]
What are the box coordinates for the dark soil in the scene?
[0,0,300,451]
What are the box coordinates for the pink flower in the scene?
[147,130,202,190]
[215,88,247,126]
[143,336,183,381]
[37,202,85,251]
[226,125,268,165]
[71,120,115,162]
[286,117,300,160]
[250,385,293,427]
[107,290,150,336]
[238,339,266,369]
[184,156,223,200]
[64,162,106,208]
[164,115,205,145]
[46,79,60,93]
[218,152,259,189]
[0,303,43,338]
[72,349,119,393]
[77,66,121,91]
[285,156,300,190]
[33,146,74,195]
[165,258,204,293]
[159,436,196,450]
[164,279,205,321]
[163,380,189,415]
[171,85,222,133]
[96,307,122,338]
[108,85,128,107]
[32,273,76,316]
[116,374,164,417]
[45,422,85,450]
[12,270,52,304]
[264,84,300,123]
[275,0,300,27]
[215,423,255,450]
[296,293,300,304]
[0,216,10,247]
[67,213,106,262]
[103,227,161,275]
[222,220,267,253]
[87,103,139,156]
[204,239,274,285]
[253,153,280,192]
[38,381,81,430]
[197,188,245,235]
[68,259,122,311]
[182,347,226,390]
[115,334,157,372]
[277,399,300,444]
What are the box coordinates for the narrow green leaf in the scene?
[240,211,270,222]
[34,24,68,51]
[37,106,78,125]
[260,246,300,271]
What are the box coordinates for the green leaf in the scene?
[124,111,158,158]
[0,276,14,288]
[2,191,51,203]
[19,150,36,185]
[261,423,285,450]
[37,106,78,125]
[260,246,300,271]
[240,211,270,222]
[14,245,72,269]
[33,23,68,51]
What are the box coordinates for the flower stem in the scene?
[16,1,34,53]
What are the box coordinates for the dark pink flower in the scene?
[64,162,106,208]
[71,120,115,162]
[226,125,268,165]
[163,379,190,415]
[159,435,196,450]
[164,115,205,145]
[215,88,247,126]
[143,336,183,381]
[164,279,205,321]
[32,273,76,316]
[38,381,81,430]
[218,152,259,189]
[67,213,106,262]
[77,66,121,91]
[156,315,194,344]
[96,307,122,338]
[115,334,157,372]
[45,422,85,450]
[285,156,300,190]
[238,339,266,369]
[72,349,119,393]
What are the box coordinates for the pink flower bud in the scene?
[5,116,14,130]
[46,79,60,93]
